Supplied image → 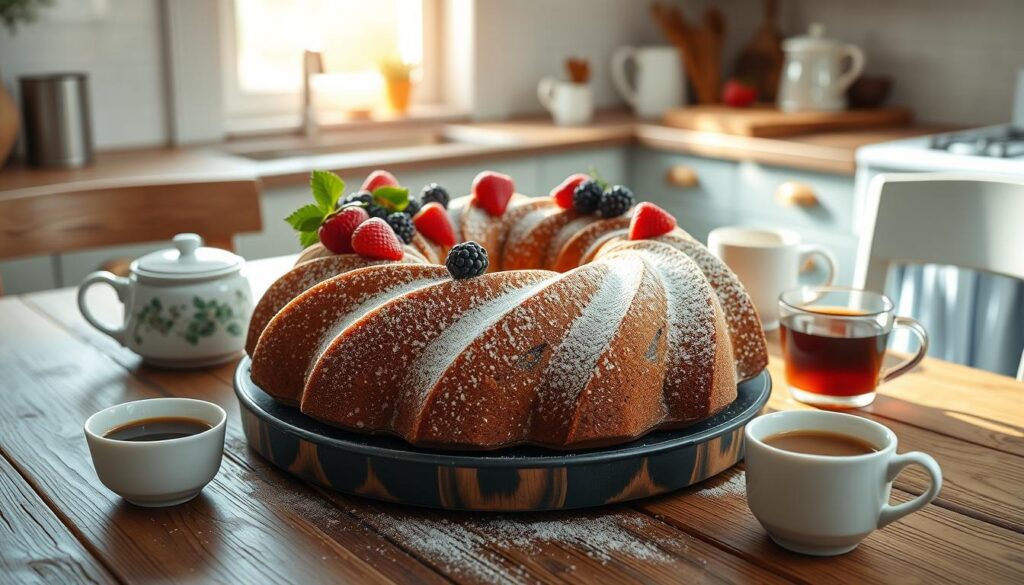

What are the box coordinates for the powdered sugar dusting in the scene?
[362,510,673,582]
[407,279,553,401]
[536,259,640,413]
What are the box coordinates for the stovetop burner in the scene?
[929,125,1024,158]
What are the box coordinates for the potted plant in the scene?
[379,58,415,115]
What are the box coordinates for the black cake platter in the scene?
[235,356,770,511]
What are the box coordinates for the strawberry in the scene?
[361,170,399,192]
[550,173,590,209]
[318,206,369,254]
[471,171,514,216]
[351,217,404,260]
[628,202,677,240]
[722,79,757,108]
[413,202,456,247]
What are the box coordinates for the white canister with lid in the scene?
[78,234,253,368]
[777,23,865,112]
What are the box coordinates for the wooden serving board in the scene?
[662,105,913,138]
[235,357,772,512]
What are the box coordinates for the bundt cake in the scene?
[247,171,768,450]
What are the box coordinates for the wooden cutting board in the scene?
[662,105,913,138]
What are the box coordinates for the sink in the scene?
[224,125,520,162]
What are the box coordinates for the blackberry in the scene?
[365,203,390,220]
[340,191,373,208]
[403,197,423,217]
[598,185,634,218]
[446,241,489,279]
[421,183,450,208]
[573,180,603,214]
[386,212,415,244]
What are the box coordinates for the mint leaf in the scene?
[587,165,609,190]
[372,186,409,212]
[310,170,345,212]
[285,204,325,231]
[299,230,320,248]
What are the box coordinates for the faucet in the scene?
[302,50,324,137]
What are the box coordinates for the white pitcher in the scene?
[778,23,865,112]
[537,78,593,126]
[611,46,685,119]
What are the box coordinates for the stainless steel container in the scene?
[20,73,93,168]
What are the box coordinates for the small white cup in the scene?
[744,410,942,556]
[708,227,837,330]
[537,78,593,126]
[84,398,226,507]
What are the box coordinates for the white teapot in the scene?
[78,234,253,368]
[778,23,865,112]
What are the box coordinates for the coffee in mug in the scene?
[745,410,942,556]
[779,287,929,409]
[708,227,836,330]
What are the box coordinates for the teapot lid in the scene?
[133,233,242,281]
[783,23,843,52]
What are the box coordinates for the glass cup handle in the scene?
[882,316,930,383]
[797,244,837,286]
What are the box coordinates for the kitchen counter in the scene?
[0,112,948,198]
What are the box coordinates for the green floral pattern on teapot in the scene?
[133,290,247,346]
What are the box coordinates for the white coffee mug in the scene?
[707,227,836,330]
[611,46,685,118]
[537,78,593,126]
[745,410,942,556]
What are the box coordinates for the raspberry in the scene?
[351,218,404,260]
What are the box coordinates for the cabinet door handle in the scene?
[665,165,700,188]
[774,181,819,207]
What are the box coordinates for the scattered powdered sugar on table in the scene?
[362,510,674,583]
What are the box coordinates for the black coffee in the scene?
[104,417,212,442]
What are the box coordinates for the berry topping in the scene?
[471,171,514,216]
[386,212,415,244]
[446,241,489,279]
[318,206,369,254]
[351,218,404,260]
[551,173,589,209]
[365,202,390,220]
[573,179,603,214]
[413,202,457,247]
[361,170,399,192]
[340,191,373,207]
[421,183,450,209]
[628,202,677,240]
[403,197,422,217]
[599,185,635,218]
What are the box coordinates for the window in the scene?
[222,0,439,131]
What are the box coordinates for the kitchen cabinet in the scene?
[630,147,859,285]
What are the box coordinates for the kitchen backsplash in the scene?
[0,0,167,150]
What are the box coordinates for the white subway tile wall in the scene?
[0,0,167,149]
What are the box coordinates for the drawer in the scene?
[734,162,856,235]
[630,149,737,218]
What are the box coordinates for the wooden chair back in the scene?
[853,172,1024,380]
[0,178,262,259]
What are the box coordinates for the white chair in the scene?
[854,173,1024,381]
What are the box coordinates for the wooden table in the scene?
[2,255,1022,584]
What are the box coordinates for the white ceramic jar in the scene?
[777,23,865,113]
[78,233,253,368]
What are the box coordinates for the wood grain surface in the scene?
[1,255,1022,584]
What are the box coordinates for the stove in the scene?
[856,124,1024,180]
[928,125,1024,158]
